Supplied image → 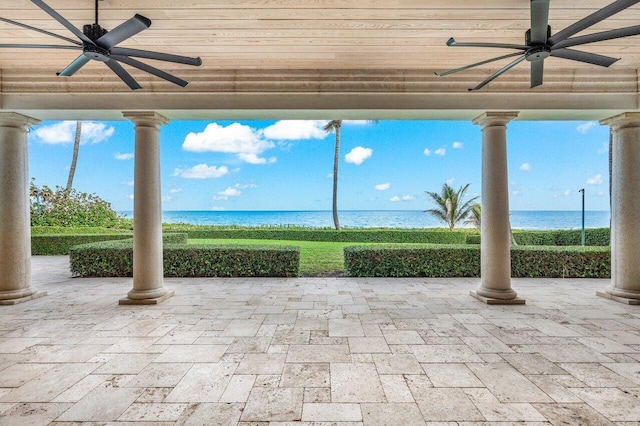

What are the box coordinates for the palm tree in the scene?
[65,121,82,191]
[324,120,343,230]
[424,183,478,231]
[464,202,481,230]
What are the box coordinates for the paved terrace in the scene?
[0,256,639,425]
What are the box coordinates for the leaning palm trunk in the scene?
[66,121,82,191]
[332,124,341,230]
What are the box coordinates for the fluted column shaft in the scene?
[599,113,640,304]
[471,112,523,304]
[0,113,45,304]
[120,112,173,305]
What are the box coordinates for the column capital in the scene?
[600,112,640,130]
[472,111,519,128]
[122,111,169,128]
[0,112,41,130]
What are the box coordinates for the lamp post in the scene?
[579,188,585,246]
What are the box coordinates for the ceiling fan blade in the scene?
[468,55,527,91]
[551,48,619,67]
[57,54,90,77]
[96,14,151,49]
[551,25,640,49]
[446,38,529,50]
[31,0,95,45]
[530,0,550,44]
[0,44,81,50]
[0,17,81,46]
[110,47,202,66]
[105,59,142,90]
[436,52,523,77]
[531,60,544,88]
[548,0,640,45]
[111,55,188,87]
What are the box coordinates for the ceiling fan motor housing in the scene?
[525,25,552,46]
[83,23,107,42]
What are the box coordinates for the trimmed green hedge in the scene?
[32,232,187,255]
[31,226,132,235]
[32,234,132,255]
[466,228,609,246]
[162,225,470,244]
[344,244,610,278]
[70,241,299,277]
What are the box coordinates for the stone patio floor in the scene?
[0,256,639,425]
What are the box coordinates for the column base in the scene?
[0,290,47,305]
[596,291,640,305]
[470,290,525,305]
[119,290,174,305]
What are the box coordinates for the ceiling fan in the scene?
[437,0,640,91]
[0,0,202,90]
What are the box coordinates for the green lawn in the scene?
[190,238,421,276]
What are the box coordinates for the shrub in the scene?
[30,181,127,228]
[32,234,132,255]
[70,241,299,277]
[32,232,187,255]
[161,225,470,244]
[344,244,610,278]
[466,228,609,246]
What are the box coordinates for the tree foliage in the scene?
[424,183,479,231]
[30,180,121,227]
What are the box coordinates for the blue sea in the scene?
[120,210,610,230]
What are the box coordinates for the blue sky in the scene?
[27,119,610,212]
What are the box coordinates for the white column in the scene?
[0,113,46,305]
[598,112,640,305]
[471,112,524,305]
[120,112,173,305]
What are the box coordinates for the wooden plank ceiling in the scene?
[0,0,639,71]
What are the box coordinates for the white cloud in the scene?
[598,191,604,196]
[586,173,603,185]
[213,186,242,201]
[170,188,182,194]
[345,146,373,165]
[577,121,597,134]
[172,164,229,179]
[123,181,134,187]
[127,194,134,200]
[446,177,455,185]
[434,148,446,156]
[114,152,134,160]
[512,189,521,196]
[564,189,571,196]
[162,195,173,202]
[452,141,463,149]
[375,183,391,191]
[519,162,531,171]
[390,195,414,202]
[211,206,225,211]
[182,122,275,164]
[33,121,114,145]
[597,142,609,154]
[263,120,327,140]
[343,120,373,125]
[211,183,256,201]
[423,149,431,156]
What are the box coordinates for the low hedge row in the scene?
[32,232,187,255]
[31,226,132,235]
[70,241,299,277]
[465,228,609,246]
[344,244,610,278]
[161,225,470,244]
[32,234,132,255]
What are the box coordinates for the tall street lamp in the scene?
[579,188,585,246]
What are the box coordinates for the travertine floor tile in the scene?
[422,363,484,388]
[241,387,303,421]
[164,363,238,402]
[331,363,386,403]
[174,402,243,426]
[280,363,330,388]
[302,403,362,422]
[56,387,143,421]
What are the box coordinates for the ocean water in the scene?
[120,210,610,230]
